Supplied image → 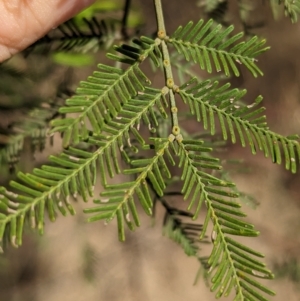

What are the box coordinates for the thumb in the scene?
[0,0,96,62]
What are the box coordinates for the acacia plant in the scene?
[0,0,300,300]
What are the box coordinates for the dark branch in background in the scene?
[237,0,266,36]
[200,0,266,36]
[207,0,229,26]
[121,0,132,40]
[145,176,210,261]
[23,17,118,56]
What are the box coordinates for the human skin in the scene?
[0,0,96,62]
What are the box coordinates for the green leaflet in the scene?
[84,138,172,241]
[50,37,160,148]
[0,88,167,248]
[168,19,270,77]
[179,78,300,173]
[178,140,275,300]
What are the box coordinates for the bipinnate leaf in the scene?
[168,19,269,77]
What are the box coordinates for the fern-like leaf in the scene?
[178,78,300,173]
[50,37,160,148]
[168,19,269,77]
[178,140,275,300]
[0,88,167,249]
[84,138,173,241]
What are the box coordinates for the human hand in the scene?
[0,0,96,62]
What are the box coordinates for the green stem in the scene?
[154,0,166,33]
[153,0,180,138]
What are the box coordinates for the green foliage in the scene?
[169,19,269,77]
[0,105,57,167]
[0,0,300,300]
[0,64,71,168]
[179,78,300,173]
[85,137,172,241]
[277,0,300,23]
[178,140,276,299]
[50,37,158,148]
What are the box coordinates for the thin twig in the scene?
[121,0,131,40]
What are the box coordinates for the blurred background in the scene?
[1,0,300,300]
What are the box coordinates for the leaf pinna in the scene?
[178,78,300,173]
[84,138,172,241]
[178,139,275,300]
[0,87,168,248]
[168,19,269,77]
[50,37,159,148]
